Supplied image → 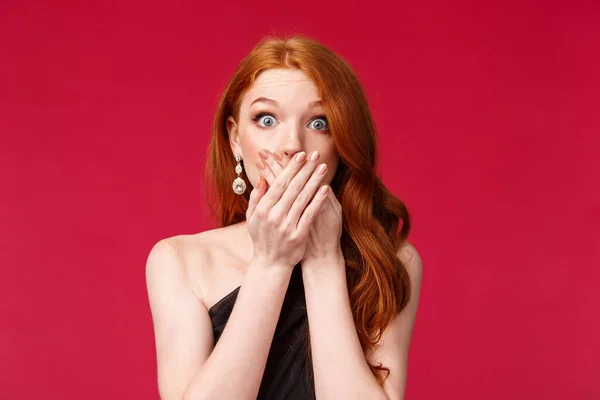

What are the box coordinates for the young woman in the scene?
[146,34,423,400]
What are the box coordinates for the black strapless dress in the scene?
[208,263,316,400]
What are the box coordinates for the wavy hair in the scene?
[204,33,412,385]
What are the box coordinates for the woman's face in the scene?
[227,68,339,190]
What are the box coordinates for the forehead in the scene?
[243,68,321,107]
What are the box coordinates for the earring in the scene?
[232,154,246,195]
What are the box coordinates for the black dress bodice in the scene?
[208,263,316,399]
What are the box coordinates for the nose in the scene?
[277,123,304,161]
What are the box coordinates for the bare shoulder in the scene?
[145,234,210,305]
[146,224,251,310]
[396,240,423,285]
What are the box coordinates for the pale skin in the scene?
[145,68,423,400]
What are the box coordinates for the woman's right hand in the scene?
[246,150,330,268]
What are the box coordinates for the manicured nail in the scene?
[256,159,266,170]
[317,163,327,174]
[273,151,283,161]
[309,151,319,162]
[295,152,306,162]
[320,185,329,195]
[258,149,269,160]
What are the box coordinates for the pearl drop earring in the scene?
[232,154,246,195]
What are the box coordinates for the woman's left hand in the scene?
[255,149,343,263]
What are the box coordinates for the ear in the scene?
[226,115,242,157]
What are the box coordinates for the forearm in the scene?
[183,260,293,400]
[302,255,388,400]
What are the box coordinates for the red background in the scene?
[1,1,599,399]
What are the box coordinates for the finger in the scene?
[254,151,308,212]
[273,151,294,172]
[326,189,342,213]
[246,175,266,219]
[256,156,276,185]
[285,160,327,225]
[257,150,292,188]
[275,151,327,219]
[257,149,289,188]
[297,184,330,232]
[263,149,285,177]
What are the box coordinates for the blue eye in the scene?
[252,113,278,128]
[310,116,329,131]
[251,113,330,131]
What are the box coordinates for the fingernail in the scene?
[309,151,319,162]
[295,152,306,162]
[258,149,269,160]
[256,159,266,170]
[317,163,327,174]
[273,151,283,161]
[320,185,329,195]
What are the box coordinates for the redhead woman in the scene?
[146,34,423,400]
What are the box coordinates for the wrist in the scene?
[248,256,296,275]
[301,251,346,278]
[303,248,345,266]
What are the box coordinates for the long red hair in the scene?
[204,34,412,385]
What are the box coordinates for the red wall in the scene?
[1,1,598,399]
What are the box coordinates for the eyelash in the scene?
[251,112,330,131]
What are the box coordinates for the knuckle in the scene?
[280,219,293,233]
[267,212,282,225]
[288,181,302,193]
[295,193,307,205]
[254,207,267,218]
[303,210,314,221]
[288,233,300,244]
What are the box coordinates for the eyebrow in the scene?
[250,97,322,109]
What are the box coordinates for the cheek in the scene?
[321,151,340,185]
[241,136,259,157]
